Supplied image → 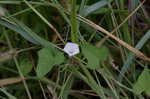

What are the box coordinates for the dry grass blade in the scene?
[0,77,24,86]
[78,15,150,63]
[95,0,145,47]
[0,49,17,62]
[71,90,99,97]
[110,0,145,34]
[47,85,58,99]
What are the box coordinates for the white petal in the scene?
[63,42,80,56]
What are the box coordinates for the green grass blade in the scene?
[0,88,17,99]
[70,0,78,43]
[79,0,87,13]
[0,17,62,51]
[58,73,73,99]
[24,0,65,44]
[80,0,112,16]
[93,8,128,14]
[0,18,39,44]
[119,30,150,81]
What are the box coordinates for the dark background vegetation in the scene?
[0,0,150,99]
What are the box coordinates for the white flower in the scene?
[63,42,80,56]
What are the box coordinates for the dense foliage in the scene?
[0,0,150,99]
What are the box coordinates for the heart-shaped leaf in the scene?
[81,45,109,69]
[36,47,64,78]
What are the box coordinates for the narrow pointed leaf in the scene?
[0,18,39,44]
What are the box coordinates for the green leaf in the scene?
[36,48,64,78]
[81,45,109,69]
[20,59,32,76]
[55,54,64,64]
[146,87,150,95]
[133,68,150,95]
